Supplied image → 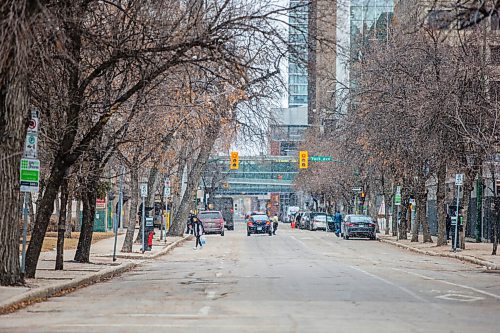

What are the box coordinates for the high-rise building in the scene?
[336,0,394,114]
[308,0,336,127]
[288,0,309,108]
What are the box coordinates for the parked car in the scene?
[326,215,335,232]
[304,212,327,230]
[207,197,234,230]
[310,214,328,231]
[341,214,376,240]
[197,211,224,236]
[247,213,272,236]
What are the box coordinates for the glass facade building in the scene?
[350,0,394,88]
[288,0,309,108]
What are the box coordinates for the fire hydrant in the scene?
[147,231,155,250]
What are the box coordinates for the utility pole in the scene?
[476,174,483,242]
[113,166,124,261]
[140,182,148,253]
[453,174,464,252]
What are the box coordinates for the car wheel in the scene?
[345,234,349,240]
[221,230,224,236]
[268,231,272,236]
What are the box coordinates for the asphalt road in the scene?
[2,219,500,333]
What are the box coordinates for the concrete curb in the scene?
[0,235,192,315]
[109,235,193,260]
[0,262,137,315]
[379,237,499,270]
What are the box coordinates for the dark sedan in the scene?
[247,214,272,236]
[341,215,376,240]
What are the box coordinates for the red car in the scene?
[197,211,225,236]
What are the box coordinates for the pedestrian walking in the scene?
[334,211,342,237]
[193,215,205,250]
[187,211,196,235]
[272,215,279,235]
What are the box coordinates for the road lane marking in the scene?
[436,294,484,302]
[206,290,216,299]
[392,268,500,301]
[349,265,430,304]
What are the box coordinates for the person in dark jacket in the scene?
[193,215,205,250]
[334,211,342,237]
[187,211,196,235]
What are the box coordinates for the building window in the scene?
[427,10,453,29]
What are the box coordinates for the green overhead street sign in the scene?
[20,158,40,193]
[309,156,332,162]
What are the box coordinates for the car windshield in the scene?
[199,212,222,219]
[327,216,334,222]
[252,215,268,221]
[314,215,327,222]
[350,216,372,223]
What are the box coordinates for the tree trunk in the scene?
[170,124,221,236]
[122,168,139,253]
[436,163,447,246]
[75,198,81,231]
[55,177,69,270]
[421,191,432,243]
[74,178,97,262]
[0,0,41,286]
[25,160,67,277]
[65,194,73,238]
[399,196,408,240]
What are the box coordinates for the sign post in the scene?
[395,186,401,240]
[453,174,464,252]
[20,110,40,274]
[113,166,125,262]
[162,178,171,240]
[140,182,148,253]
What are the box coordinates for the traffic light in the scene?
[230,151,239,170]
[299,150,308,169]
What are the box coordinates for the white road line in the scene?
[392,268,500,301]
[289,235,307,248]
[349,265,430,304]
[206,290,216,299]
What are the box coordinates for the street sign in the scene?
[140,183,148,198]
[309,156,332,162]
[395,186,401,206]
[163,177,171,197]
[230,151,239,170]
[24,132,38,158]
[27,110,39,134]
[299,150,308,169]
[24,110,39,159]
[20,158,40,193]
[145,217,154,227]
[455,174,464,186]
[352,187,362,192]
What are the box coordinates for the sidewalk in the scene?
[379,234,500,270]
[0,230,191,314]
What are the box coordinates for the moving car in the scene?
[341,214,376,240]
[197,210,225,236]
[247,213,272,236]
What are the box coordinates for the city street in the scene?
[1,220,500,333]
